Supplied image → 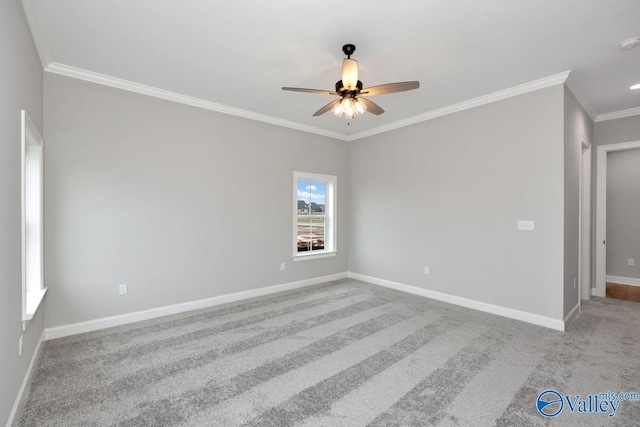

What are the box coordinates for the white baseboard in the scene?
[348,272,565,331]
[45,272,348,340]
[564,302,581,326]
[6,330,45,427]
[606,275,640,287]
[43,269,572,340]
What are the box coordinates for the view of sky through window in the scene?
[297,180,325,207]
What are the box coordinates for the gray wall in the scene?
[592,115,640,288]
[606,148,640,279]
[0,0,44,424]
[563,87,593,315]
[348,85,566,320]
[43,73,348,327]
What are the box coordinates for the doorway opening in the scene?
[595,140,640,298]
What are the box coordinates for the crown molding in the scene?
[21,0,51,68]
[575,98,598,123]
[45,61,572,142]
[45,62,349,141]
[347,70,571,141]
[595,106,640,123]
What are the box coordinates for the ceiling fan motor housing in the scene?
[335,80,363,95]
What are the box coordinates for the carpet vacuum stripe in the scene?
[39,287,364,375]
[117,310,412,425]
[41,283,358,363]
[22,293,390,423]
[185,309,450,426]
[243,317,464,426]
[33,290,374,396]
[17,280,640,427]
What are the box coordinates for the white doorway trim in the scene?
[579,137,591,302]
[595,140,640,297]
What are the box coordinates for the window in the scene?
[22,110,47,321]
[293,171,336,261]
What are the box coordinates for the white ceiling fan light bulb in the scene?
[341,59,359,90]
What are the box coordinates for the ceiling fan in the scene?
[282,44,420,124]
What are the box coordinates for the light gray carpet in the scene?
[17,279,640,426]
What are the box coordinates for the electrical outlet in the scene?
[280,263,286,271]
[19,335,23,356]
[424,266,430,275]
[517,220,535,231]
[628,259,635,266]
[119,284,128,296]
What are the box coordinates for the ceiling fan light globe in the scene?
[341,59,359,90]
[340,97,355,117]
[354,98,367,115]
[344,107,354,118]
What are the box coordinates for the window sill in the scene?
[292,251,337,262]
[22,287,48,322]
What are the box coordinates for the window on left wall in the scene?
[22,110,47,321]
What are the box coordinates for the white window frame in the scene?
[21,110,47,322]
[292,171,337,261]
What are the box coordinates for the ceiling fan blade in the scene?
[358,97,385,115]
[313,99,341,116]
[282,87,338,95]
[360,81,420,96]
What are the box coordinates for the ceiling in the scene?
[22,0,640,139]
